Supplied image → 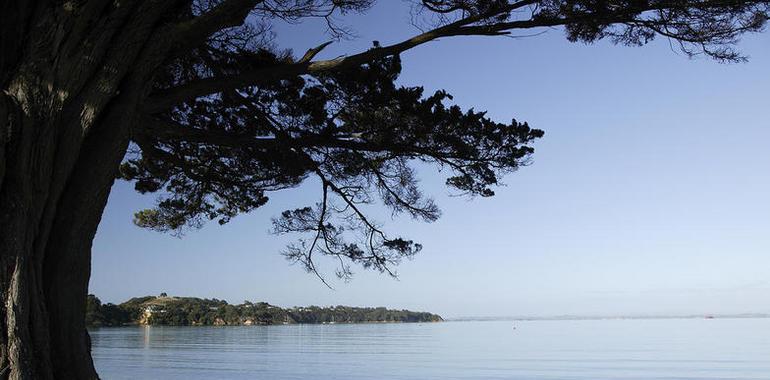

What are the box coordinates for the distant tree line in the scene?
[85,295,442,327]
[85,295,131,327]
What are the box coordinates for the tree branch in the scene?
[138,117,509,164]
[299,41,334,63]
[146,0,769,112]
[145,0,540,112]
[169,0,263,52]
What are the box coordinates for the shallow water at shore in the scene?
[91,318,770,379]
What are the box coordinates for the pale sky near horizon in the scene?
[89,2,770,318]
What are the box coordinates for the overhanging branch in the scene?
[144,0,541,112]
[137,117,504,162]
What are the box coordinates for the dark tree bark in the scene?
[0,2,178,378]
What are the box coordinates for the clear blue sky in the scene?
[90,2,770,318]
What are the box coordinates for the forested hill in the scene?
[86,294,443,327]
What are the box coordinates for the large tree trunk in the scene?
[0,2,177,378]
[0,78,135,379]
[0,89,135,379]
[0,94,114,380]
[41,102,135,380]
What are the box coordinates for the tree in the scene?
[0,0,767,378]
[83,296,104,328]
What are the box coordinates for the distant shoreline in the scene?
[88,319,443,328]
[447,314,770,322]
[86,294,442,327]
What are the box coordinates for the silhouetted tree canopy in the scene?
[117,0,768,282]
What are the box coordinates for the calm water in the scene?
[91,319,770,379]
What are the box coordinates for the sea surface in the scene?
[91,318,770,379]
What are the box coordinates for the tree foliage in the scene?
[112,0,770,282]
[85,295,132,327]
